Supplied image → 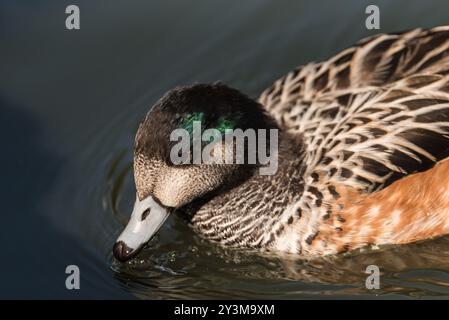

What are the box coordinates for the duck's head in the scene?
[113,83,278,262]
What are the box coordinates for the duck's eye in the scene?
[178,149,192,164]
[141,208,151,221]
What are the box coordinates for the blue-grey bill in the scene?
[113,194,169,262]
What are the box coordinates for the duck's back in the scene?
[259,26,449,194]
[259,26,449,122]
[251,26,449,256]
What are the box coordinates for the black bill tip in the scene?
[113,241,139,262]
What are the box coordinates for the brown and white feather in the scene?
[255,26,449,255]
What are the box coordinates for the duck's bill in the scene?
[113,194,170,262]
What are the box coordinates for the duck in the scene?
[113,25,449,262]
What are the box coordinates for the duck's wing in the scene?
[259,26,449,130]
[300,77,449,194]
[287,78,449,256]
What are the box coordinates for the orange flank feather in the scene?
[318,158,449,254]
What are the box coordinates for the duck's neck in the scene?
[190,131,307,249]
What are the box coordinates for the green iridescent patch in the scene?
[180,112,205,134]
[216,116,238,134]
[179,111,242,140]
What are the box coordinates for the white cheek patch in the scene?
[116,194,170,251]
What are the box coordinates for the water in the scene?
[2,0,449,299]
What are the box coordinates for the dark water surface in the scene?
[2,0,449,299]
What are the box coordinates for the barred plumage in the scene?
[118,26,449,262]
[255,26,449,255]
